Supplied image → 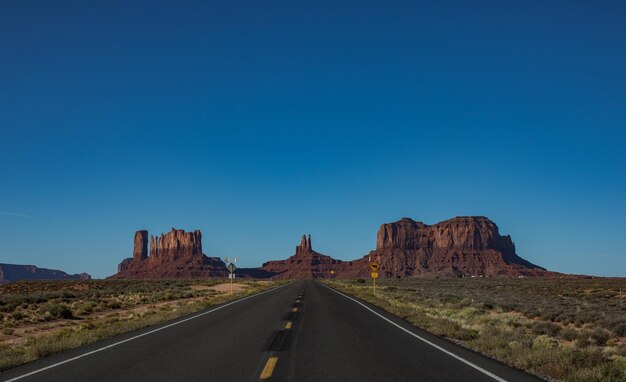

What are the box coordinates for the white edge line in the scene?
[320,283,509,382]
[1,283,288,382]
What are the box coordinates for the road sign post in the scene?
[369,262,379,294]
[225,258,238,294]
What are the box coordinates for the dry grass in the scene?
[325,277,626,382]
[0,279,285,370]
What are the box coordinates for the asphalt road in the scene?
[0,281,541,382]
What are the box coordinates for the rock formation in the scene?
[111,228,229,279]
[259,217,548,279]
[342,217,547,278]
[0,264,91,284]
[133,230,148,261]
[258,234,346,279]
[111,217,549,280]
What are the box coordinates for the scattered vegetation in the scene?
[0,279,284,370]
[325,277,626,382]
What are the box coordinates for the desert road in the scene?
[0,281,540,382]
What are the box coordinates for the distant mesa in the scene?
[110,228,229,279]
[0,264,91,284]
[110,217,550,280]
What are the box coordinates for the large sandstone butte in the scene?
[111,228,229,279]
[0,264,91,284]
[341,216,548,278]
[258,234,348,279]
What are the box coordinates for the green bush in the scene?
[531,321,561,336]
[40,304,73,319]
[611,323,626,337]
[590,329,610,346]
[561,328,578,341]
[75,303,94,316]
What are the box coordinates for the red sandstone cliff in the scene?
[340,217,547,278]
[111,228,228,279]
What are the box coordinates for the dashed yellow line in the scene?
[292,307,298,312]
[260,356,278,380]
[296,299,301,303]
[285,321,293,329]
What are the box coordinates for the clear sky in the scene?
[1,1,625,278]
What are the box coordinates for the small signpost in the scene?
[370,262,379,294]
[330,270,336,276]
[224,257,237,294]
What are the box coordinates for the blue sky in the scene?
[1,1,625,278]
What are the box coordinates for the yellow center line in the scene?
[285,321,293,329]
[260,357,278,380]
[292,307,298,312]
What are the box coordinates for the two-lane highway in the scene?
[0,281,540,382]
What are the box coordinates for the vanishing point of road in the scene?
[0,281,540,382]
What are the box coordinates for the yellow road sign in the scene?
[371,272,379,278]
[330,270,335,275]
[370,262,379,271]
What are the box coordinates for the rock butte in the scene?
[256,234,346,279]
[110,217,550,279]
[111,228,229,279]
[348,216,549,278]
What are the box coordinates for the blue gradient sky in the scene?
[1,1,625,278]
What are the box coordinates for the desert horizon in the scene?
[2,1,625,381]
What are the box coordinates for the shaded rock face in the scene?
[259,234,345,279]
[345,217,547,278]
[112,228,228,279]
[133,230,148,261]
[0,264,91,284]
